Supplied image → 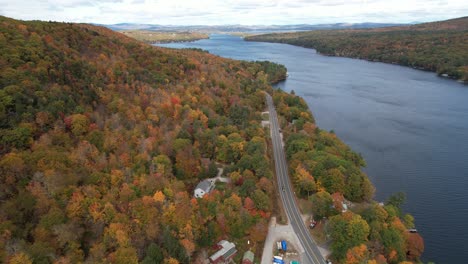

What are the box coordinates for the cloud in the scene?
[0,0,467,25]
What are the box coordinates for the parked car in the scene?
[309,220,317,229]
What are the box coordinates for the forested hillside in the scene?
[0,15,424,264]
[0,16,286,263]
[247,17,468,82]
[272,90,424,264]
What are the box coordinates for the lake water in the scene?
[158,34,468,263]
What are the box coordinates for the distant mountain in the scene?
[101,23,156,30]
[100,22,408,33]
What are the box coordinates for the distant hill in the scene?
[246,17,468,82]
[101,22,408,33]
[403,16,468,31]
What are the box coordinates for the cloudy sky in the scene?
[1,0,467,25]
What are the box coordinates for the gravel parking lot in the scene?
[261,217,304,264]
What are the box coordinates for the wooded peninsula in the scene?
[120,30,209,44]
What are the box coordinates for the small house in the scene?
[209,240,237,264]
[242,250,254,264]
[342,203,348,212]
[194,179,214,198]
[331,192,347,213]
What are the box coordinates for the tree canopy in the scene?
[0,16,286,263]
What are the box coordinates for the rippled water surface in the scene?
[158,35,468,263]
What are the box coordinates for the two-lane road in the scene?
[266,93,325,264]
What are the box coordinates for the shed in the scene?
[242,250,254,264]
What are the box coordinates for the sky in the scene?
[0,0,467,25]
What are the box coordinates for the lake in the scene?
[158,34,468,263]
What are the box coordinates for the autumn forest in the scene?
[1,16,422,264]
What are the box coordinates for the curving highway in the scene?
[266,93,325,264]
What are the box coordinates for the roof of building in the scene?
[195,179,213,192]
[223,247,237,260]
[331,192,344,202]
[243,250,254,262]
[209,240,236,261]
[218,240,229,247]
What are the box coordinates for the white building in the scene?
[194,179,214,198]
[209,240,237,263]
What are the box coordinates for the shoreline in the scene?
[313,50,467,83]
[245,32,468,84]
